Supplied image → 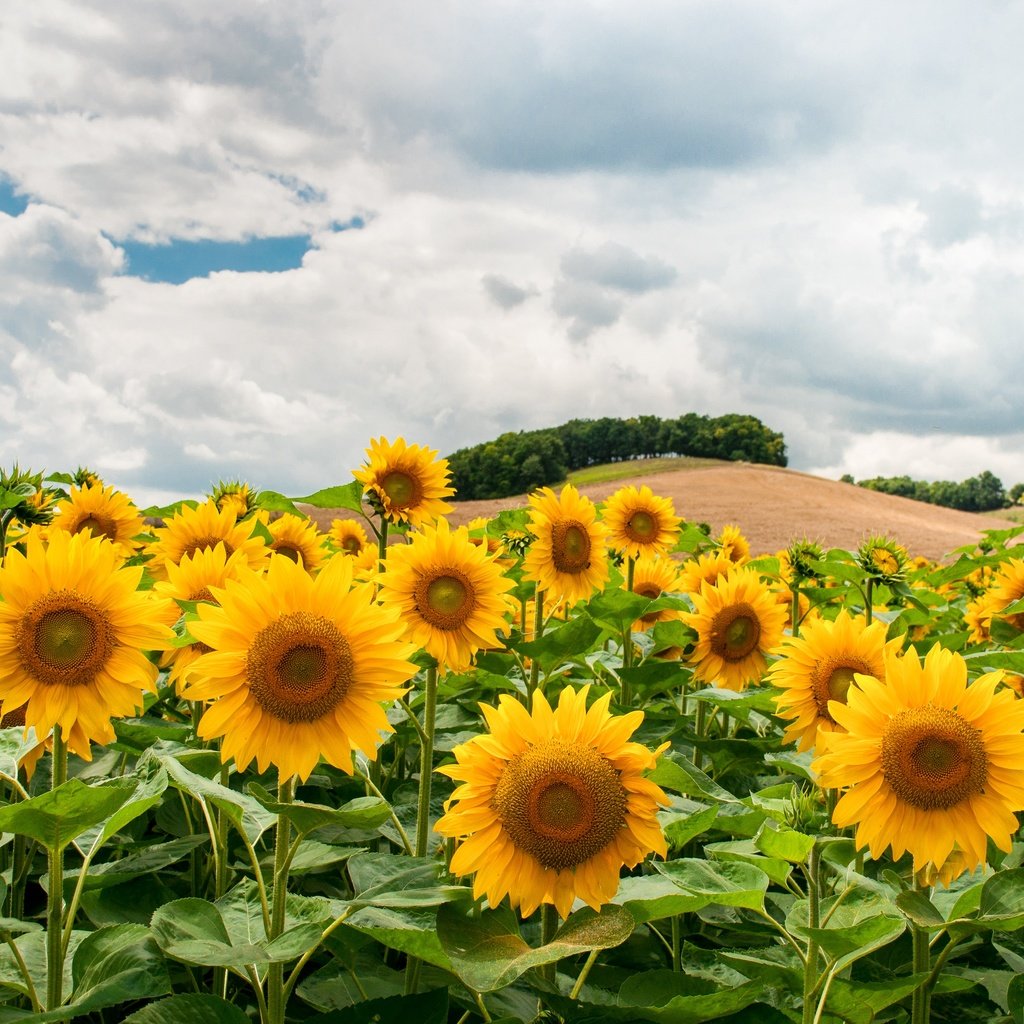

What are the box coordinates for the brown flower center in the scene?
[492,738,627,870]
[181,537,235,561]
[380,470,422,511]
[634,582,663,624]
[414,569,475,630]
[19,591,115,687]
[273,545,302,565]
[341,536,362,554]
[246,611,354,723]
[881,705,988,810]
[551,520,591,574]
[73,514,118,541]
[709,603,761,662]
[626,510,657,543]
[810,656,874,722]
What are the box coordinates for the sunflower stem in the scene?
[670,915,682,972]
[415,663,438,858]
[528,588,545,700]
[864,578,874,626]
[791,582,801,638]
[693,700,706,771]
[46,729,68,1012]
[801,840,821,1024]
[570,948,600,999]
[266,773,295,1024]
[540,904,559,982]
[911,881,932,1024]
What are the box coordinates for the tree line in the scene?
[843,470,1024,512]
[446,413,787,500]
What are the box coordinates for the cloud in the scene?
[481,273,536,309]
[560,242,677,294]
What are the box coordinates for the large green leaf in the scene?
[247,783,390,834]
[437,903,633,992]
[293,482,365,514]
[346,853,467,909]
[304,987,449,1024]
[753,822,815,864]
[0,778,137,852]
[651,858,771,912]
[123,994,251,1023]
[647,755,742,804]
[514,614,603,669]
[345,906,452,970]
[582,588,655,631]
[73,763,170,858]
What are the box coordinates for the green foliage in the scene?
[446,412,787,499]
[857,468,1009,511]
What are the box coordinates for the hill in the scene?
[446,461,1020,561]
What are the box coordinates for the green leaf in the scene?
[613,873,710,923]
[345,906,452,970]
[255,490,302,515]
[247,783,390,834]
[150,899,264,970]
[304,987,449,1024]
[0,778,137,852]
[73,762,169,858]
[972,868,1024,932]
[514,613,603,669]
[897,888,947,930]
[753,822,815,864]
[615,970,762,1023]
[123,994,251,1023]
[663,805,719,851]
[437,902,633,993]
[294,482,365,514]
[647,755,741,804]
[346,853,467,909]
[0,930,87,1005]
[704,840,793,887]
[74,836,210,893]
[651,858,770,912]
[583,588,655,630]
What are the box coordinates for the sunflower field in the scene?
[0,442,1023,1024]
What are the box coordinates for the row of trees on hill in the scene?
[843,470,1024,512]
[446,413,787,500]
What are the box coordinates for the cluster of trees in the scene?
[842,470,1024,512]
[447,413,787,500]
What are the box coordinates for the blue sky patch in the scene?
[117,218,365,284]
[0,178,29,216]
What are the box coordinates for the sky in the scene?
[3,0,1024,509]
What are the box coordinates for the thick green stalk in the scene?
[864,578,874,626]
[911,881,932,1024]
[540,904,558,982]
[791,582,801,638]
[801,841,821,1024]
[693,700,707,771]
[415,663,438,858]
[621,557,635,705]
[46,730,68,1011]
[266,774,295,1024]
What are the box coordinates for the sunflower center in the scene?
[380,470,421,510]
[492,737,627,870]
[634,583,664,623]
[182,537,235,561]
[881,705,988,810]
[19,591,115,687]
[414,570,475,630]
[341,536,362,554]
[74,514,117,541]
[709,603,761,662]
[246,611,354,723]
[0,703,27,728]
[273,545,302,564]
[551,521,591,574]
[191,587,216,604]
[810,657,873,721]
[626,510,657,542]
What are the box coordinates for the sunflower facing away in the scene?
[769,609,892,752]
[813,643,1024,874]
[523,485,610,606]
[47,482,146,556]
[377,517,516,672]
[152,542,250,692]
[353,436,455,528]
[683,567,788,691]
[716,523,751,564]
[147,499,269,579]
[0,531,174,757]
[435,685,669,919]
[601,484,681,560]
[260,512,328,574]
[183,553,417,781]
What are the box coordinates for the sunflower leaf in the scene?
[294,482,366,515]
[247,783,390,834]
[123,994,252,1023]
[437,903,633,992]
[650,858,771,912]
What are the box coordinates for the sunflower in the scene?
[353,436,455,528]
[152,543,250,692]
[601,485,681,560]
[260,512,327,574]
[628,555,683,633]
[0,531,174,757]
[716,523,751,564]
[377,518,516,672]
[182,554,417,781]
[329,518,370,557]
[857,535,908,586]
[677,550,735,596]
[964,593,997,645]
[813,643,1024,873]
[682,567,787,691]
[435,685,669,919]
[208,480,257,519]
[985,558,1024,634]
[769,610,891,752]
[47,483,145,556]
[147,500,269,579]
[523,485,609,606]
